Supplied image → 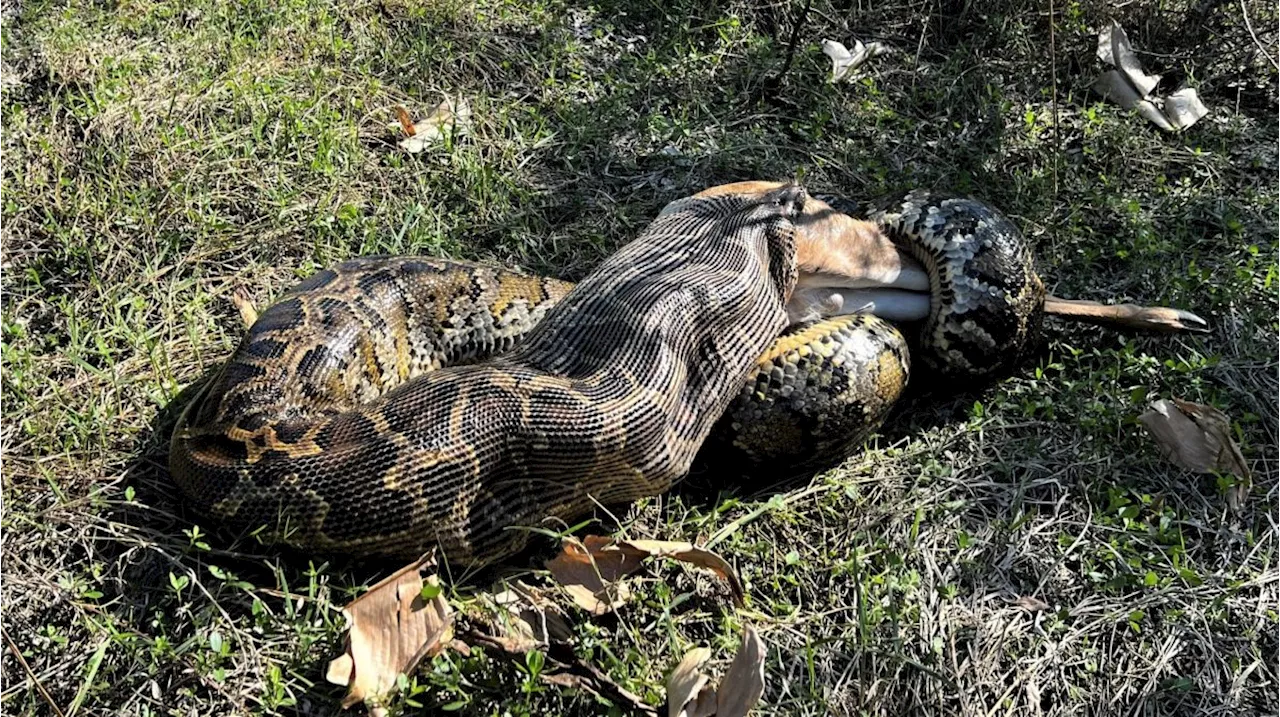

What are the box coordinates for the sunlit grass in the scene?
[2,0,1275,714]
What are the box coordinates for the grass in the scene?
[2,0,1276,714]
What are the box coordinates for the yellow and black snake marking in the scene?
[173,182,1198,565]
[705,314,909,474]
[856,190,1046,375]
[172,184,829,564]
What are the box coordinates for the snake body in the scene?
[813,189,1046,374]
[859,190,1045,375]
[171,187,1038,564]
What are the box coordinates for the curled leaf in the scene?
[325,556,452,709]
[1096,22,1161,97]
[1093,22,1208,131]
[231,289,258,328]
[668,647,714,717]
[1093,70,1176,131]
[821,38,891,83]
[716,627,766,717]
[614,539,744,605]
[387,98,472,152]
[1139,398,1251,511]
[544,536,634,615]
[545,536,743,615]
[666,628,766,717]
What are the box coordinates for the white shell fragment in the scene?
[387,97,473,153]
[1093,22,1208,132]
[821,38,891,84]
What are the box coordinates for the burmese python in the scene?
[170,184,1205,564]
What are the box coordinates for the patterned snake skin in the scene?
[860,190,1045,374]
[170,186,1037,564]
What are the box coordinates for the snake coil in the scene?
[171,187,1063,564]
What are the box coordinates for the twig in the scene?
[1048,0,1061,199]
[769,0,813,86]
[2,627,68,717]
[911,3,930,89]
[1239,0,1280,72]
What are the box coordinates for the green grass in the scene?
[2,0,1276,714]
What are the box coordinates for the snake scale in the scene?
[171,183,1205,565]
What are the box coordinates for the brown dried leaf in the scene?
[230,289,258,328]
[544,538,634,615]
[716,626,766,716]
[325,556,452,709]
[615,539,744,605]
[1013,595,1051,613]
[688,688,718,717]
[546,536,743,615]
[479,582,573,653]
[665,628,766,716]
[668,647,713,717]
[1139,398,1252,510]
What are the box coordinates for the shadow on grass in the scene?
[36,0,1270,713]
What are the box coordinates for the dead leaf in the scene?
[546,536,743,615]
[1139,399,1250,478]
[668,648,714,717]
[544,537,634,615]
[1093,22,1208,131]
[689,688,718,717]
[387,98,472,153]
[613,539,744,605]
[821,38,891,83]
[231,289,258,328]
[1013,595,1051,613]
[716,627,766,717]
[1095,22,1161,97]
[1093,70,1176,131]
[1139,398,1252,511]
[478,582,573,653]
[326,555,452,710]
[665,628,765,717]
